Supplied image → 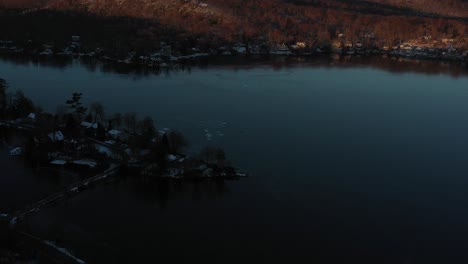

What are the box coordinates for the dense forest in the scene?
[0,0,467,55]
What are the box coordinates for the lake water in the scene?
[1,56,468,263]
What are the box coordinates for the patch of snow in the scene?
[0,213,8,217]
[50,160,67,165]
[9,216,17,227]
[166,154,177,161]
[125,148,132,155]
[164,168,184,178]
[95,145,113,157]
[108,129,121,137]
[28,113,36,119]
[40,49,53,56]
[203,168,214,177]
[104,140,116,145]
[73,160,97,168]
[81,121,97,129]
[233,46,247,54]
[10,147,22,156]
[48,131,65,142]
[44,241,86,264]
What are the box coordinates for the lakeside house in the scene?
[232,44,247,54]
[271,44,292,55]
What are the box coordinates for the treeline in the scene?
[0,0,467,55]
[0,78,35,120]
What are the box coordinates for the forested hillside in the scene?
[0,0,467,54]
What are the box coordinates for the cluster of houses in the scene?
[2,108,246,179]
[0,40,22,54]
[183,0,209,8]
[1,35,467,68]
[386,43,467,60]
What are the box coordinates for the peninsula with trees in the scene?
[0,76,245,263]
[0,78,246,179]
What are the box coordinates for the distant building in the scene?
[271,44,292,55]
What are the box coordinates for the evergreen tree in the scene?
[66,92,87,115]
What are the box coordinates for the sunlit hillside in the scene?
[1,0,467,50]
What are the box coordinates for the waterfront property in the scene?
[0,77,246,180]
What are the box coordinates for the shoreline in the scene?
[1,38,466,70]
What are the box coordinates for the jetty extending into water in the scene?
[1,164,121,264]
[9,164,121,226]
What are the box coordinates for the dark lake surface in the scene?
[1,56,468,263]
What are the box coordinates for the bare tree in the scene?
[11,90,34,118]
[199,146,226,165]
[123,112,137,134]
[110,113,122,128]
[137,116,156,147]
[138,116,156,137]
[168,131,188,154]
[89,101,105,123]
[200,146,217,164]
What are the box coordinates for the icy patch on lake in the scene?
[204,128,226,141]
